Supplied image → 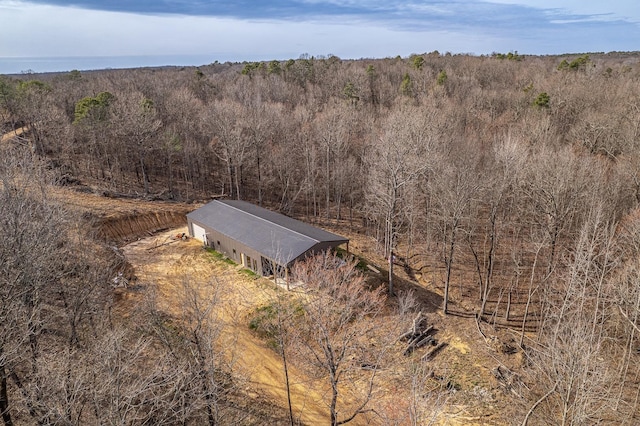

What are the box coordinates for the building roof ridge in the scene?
[220,200,320,243]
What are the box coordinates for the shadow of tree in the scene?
[370,265,443,314]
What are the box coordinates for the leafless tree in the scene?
[291,253,389,425]
[248,286,303,426]
[364,105,433,294]
[202,100,253,199]
[141,274,254,426]
[522,205,619,425]
[0,148,118,425]
[0,149,73,424]
[470,135,525,319]
[161,87,206,198]
[111,91,162,195]
[313,102,357,221]
[241,98,282,206]
[430,145,480,314]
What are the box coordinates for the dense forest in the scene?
[2,51,640,424]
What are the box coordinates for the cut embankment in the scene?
[94,210,190,244]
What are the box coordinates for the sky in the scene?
[1,0,639,74]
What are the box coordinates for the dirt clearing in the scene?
[117,223,520,425]
[121,227,333,425]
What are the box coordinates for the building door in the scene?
[192,223,208,246]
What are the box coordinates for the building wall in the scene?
[187,218,348,277]
[188,218,267,275]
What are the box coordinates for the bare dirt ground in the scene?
[121,227,335,425]
[118,225,521,425]
[316,223,525,425]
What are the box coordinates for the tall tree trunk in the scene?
[226,158,233,198]
[195,334,216,426]
[139,151,149,195]
[326,143,331,221]
[520,245,541,347]
[388,251,394,296]
[166,149,173,197]
[484,208,497,309]
[277,316,294,426]
[444,225,457,315]
[335,189,342,224]
[235,164,242,200]
[256,150,262,206]
[0,347,13,426]
[548,221,559,275]
[330,368,338,426]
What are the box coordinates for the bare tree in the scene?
[202,100,251,199]
[313,102,357,221]
[0,148,124,425]
[364,105,433,294]
[430,146,479,314]
[470,135,525,319]
[248,287,300,426]
[0,149,73,425]
[521,145,594,275]
[291,253,388,426]
[141,274,254,426]
[14,79,53,155]
[522,205,619,425]
[111,91,162,195]
[161,87,206,198]
[240,97,283,206]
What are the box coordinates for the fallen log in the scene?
[146,239,179,251]
[405,325,434,344]
[415,335,435,349]
[403,345,416,357]
[404,336,435,356]
[367,264,381,274]
[400,313,431,341]
[420,325,434,337]
[422,342,447,361]
[399,330,416,341]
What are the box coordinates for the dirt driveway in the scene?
[121,227,332,425]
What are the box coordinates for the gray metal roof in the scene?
[187,200,348,265]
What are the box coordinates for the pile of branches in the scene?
[492,365,522,396]
[400,312,446,359]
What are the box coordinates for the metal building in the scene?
[186,200,349,277]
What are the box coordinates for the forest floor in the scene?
[51,184,527,425]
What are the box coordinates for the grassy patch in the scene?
[248,299,305,349]
[249,303,277,335]
[239,268,260,279]
[205,247,236,265]
[248,303,280,351]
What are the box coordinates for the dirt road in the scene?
[121,227,332,425]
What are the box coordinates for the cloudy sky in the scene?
[1,0,639,73]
